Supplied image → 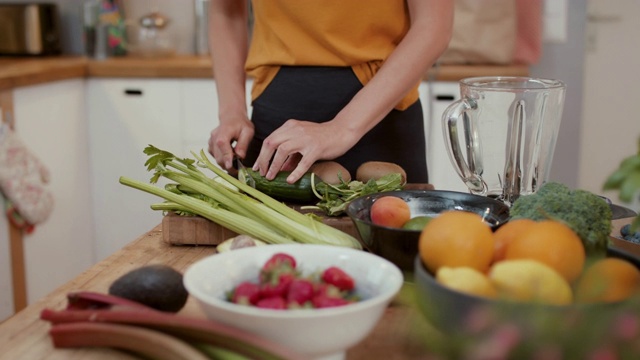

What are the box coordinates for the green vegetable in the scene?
[402,216,433,231]
[119,145,361,250]
[509,182,612,257]
[239,168,316,203]
[309,173,405,217]
[603,137,640,232]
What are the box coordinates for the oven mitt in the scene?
[0,123,54,228]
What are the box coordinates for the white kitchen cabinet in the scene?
[181,79,219,157]
[420,81,468,192]
[181,79,254,157]
[87,78,253,261]
[87,78,183,261]
[11,79,95,303]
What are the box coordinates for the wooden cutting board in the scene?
[162,183,434,246]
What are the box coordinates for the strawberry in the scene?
[262,253,297,272]
[321,266,355,291]
[260,253,297,284]
[286,278,315,306]
[231,281,261,305]
[312,295,351,308]
[256,296,287,310]
[260,272,294,298]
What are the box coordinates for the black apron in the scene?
[246,66,429,183]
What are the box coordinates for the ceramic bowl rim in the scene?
[183,244,404,319]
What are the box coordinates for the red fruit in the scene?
[256,296,287,310]
[286,279,315,305]
[312,295,351,309]
[321,266,355,291]
[231,281,261,305]
[262,253,297,272]
[260,273,294,298]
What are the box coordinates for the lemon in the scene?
[489,259,573,305]
[402,216,433,230]
[436,266,498,299]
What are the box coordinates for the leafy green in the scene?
[603,137,640,232]
[310,173,404,216]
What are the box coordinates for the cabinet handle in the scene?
[124,89,143,96]
[435,95,455,101]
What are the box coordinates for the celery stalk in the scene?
[119,176,295,245]
[192,150,362,249]
[121,145,362,250]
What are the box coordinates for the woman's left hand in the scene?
[252,119,357,184]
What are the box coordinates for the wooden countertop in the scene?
[0,224,435,359]
[0,55,530,91]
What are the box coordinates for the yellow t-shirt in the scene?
[246,0,419,110]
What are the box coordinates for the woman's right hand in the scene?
[208,117,255,172]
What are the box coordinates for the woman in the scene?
[208,0,454,184]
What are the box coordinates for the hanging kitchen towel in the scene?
[0,123,54,227]
[438,0,517,65]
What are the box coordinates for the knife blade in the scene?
[234,158,255,188]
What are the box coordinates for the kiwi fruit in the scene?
[310,161,352,184]
[356,161,407,184]
[108,264,188,312]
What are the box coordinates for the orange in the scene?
[419,210,494,274]
[575,258,640,303]
[503,220,585,283]
[492,219,537,263]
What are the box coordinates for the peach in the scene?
[370,196,411,228]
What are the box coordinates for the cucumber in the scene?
[241,168,317,203]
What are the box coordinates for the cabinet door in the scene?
[87,79,182,261]
[181,79,218,157]
[181,79,254,159]
[12,79,95,302]
[421,82,468,192]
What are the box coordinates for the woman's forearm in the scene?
[332,0,454,137]
[208,0,250,123]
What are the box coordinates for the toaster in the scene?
[0,3,61,56]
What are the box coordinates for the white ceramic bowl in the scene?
[183,244,404,360]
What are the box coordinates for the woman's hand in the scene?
[252,119,357,184]
[208,118,254,173]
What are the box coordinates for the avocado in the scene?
[108,264,188,312]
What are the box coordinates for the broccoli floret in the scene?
[510,182,613,257]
